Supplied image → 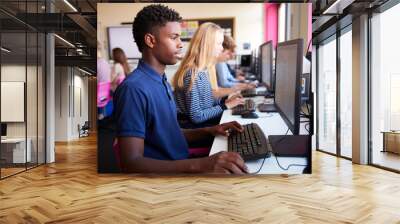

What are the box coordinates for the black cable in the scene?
[273,133,308,171]
[274,155,307,171]
[259,127,308,172]
[250,154,268,174]
[251,128,289,174]
[304,123,310,133]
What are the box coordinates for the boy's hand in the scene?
[204,151,248,174]
[209,121,243,137]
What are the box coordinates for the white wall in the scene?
[278,4,286,43]
[278,3,310,55]
[72,74,89,138]
[1,64,46,164]
[54,67,89,141]
[1,65,38,137]
[55,67,69,141]
[98,3,265,60]
[287,3,310,55]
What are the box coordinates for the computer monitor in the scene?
[249,49,256,73]
[1,123,7,137]
[301,73,310,102]
[255,49,261,78]
[259,41,274,91]
[274,39,304,135]
[240,54,251,67]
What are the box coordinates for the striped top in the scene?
[174,69,223,124]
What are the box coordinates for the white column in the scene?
[312,45,317,150]
[45,0,55,163]
[352,14,369,164]
[46,32,55,163]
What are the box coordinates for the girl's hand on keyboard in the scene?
[228,91,243,100]
[225,97,245,109]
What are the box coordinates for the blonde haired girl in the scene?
[173,22,243,128]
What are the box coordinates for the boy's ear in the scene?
[144,33,156,49]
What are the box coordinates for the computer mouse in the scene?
[241,112,259,119]
[251,80,259,86]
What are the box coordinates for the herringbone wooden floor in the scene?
[1,135,400,223]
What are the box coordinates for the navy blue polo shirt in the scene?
[113,60,189,160]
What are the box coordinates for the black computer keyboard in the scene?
[244,72,257,81]
[241,90,268,97]
[232,99,256,115]
[228,123,271,161]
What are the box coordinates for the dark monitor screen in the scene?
[274,39,303,135]
[249,49,257,73]
[255,49,261,78]
[301,73,310,101]
[1,123,7,137]
[260,41,273,90]
[240,54,251,67]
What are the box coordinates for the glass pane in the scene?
[27,31,38,169]
[317,37,337,154]
[340,29,352,158]
[1,12,27,177]
[371,3,400,171]
[38,32,45,165]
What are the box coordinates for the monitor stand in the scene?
[258,103,277,112]
[268,135,310,157]
[268,135,311,174]
[264,92,274,98]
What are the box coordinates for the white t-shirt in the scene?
[111,63,126,91]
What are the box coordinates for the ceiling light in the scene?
[1,47,11,53]
[63,0,78,12]
[78,67,92,76]
[54,34,75,48]
[323,0,355,15]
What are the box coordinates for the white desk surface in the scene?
[210,91,310,174]
[1,138,27,144]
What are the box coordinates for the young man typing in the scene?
[113,5,248,174]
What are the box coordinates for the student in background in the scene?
[173,22,244,128]
[97,41,113,120]
[216,35,255,90]
[114,5,247,174]
[97,41,120,172]
[111,47,131,92]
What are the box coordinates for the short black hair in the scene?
[132,4,182,53]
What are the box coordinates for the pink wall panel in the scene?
[264,3,278,48]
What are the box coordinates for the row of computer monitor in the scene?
[241,39,310,135]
